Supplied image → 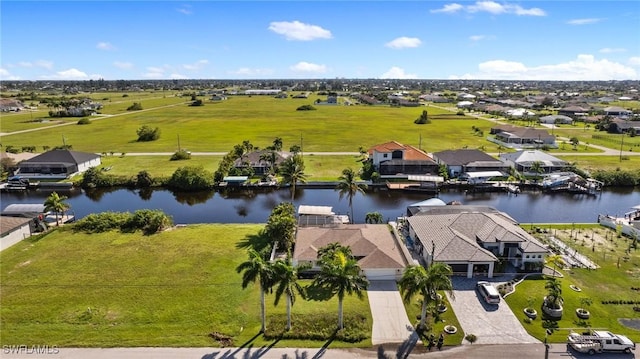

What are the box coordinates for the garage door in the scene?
[364,268,401,281]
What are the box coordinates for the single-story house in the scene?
[0,216,34,251]
[16,150,101,179]
[233,150,292,175]
[432,149,509,178]
[603,106,632,117]
[293,224,410,280]
[499,150,567,174]
[539,115,573,125]
[407,205,548,278]
[505,108,535,118]
[490,125,556,148]
[608,119,640,135]
[558,105,589,117]
[297,205,349,227]
[368,141,438,176]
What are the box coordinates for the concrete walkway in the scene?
[447,276,540,345]
[367,280,418,345]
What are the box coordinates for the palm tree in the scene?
[398,263,454,329]
[530,161,544,181]
[272,259,308,331]
[236,249,275,333]
[365,212,384,224]
[43,192,70,226]
[279,155,307,201]
[544,276,563,310]
[546,254,566,277]
[335,168,367,223]
[312,244,369,329]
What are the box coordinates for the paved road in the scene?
[2,344,634,359]
[367,281,417,345]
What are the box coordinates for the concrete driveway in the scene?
[367,280,418,345]
[447,277,540,345]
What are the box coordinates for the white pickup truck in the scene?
[567,330,636,355]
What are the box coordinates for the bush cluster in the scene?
[166,166,214,191]
[136,125,161,142]
[79,167,133,188]
[296,104,316,111]
[77,118,91,125]
[592,169,640,186]
[73,209,172,235]
[170,149,191,161]
[263,313,368,343]
[600,299,640,305]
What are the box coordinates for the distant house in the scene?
[558,105,589,117]
[233,150,292,175]
[16,150,101,179]
[609,119,640,135]
[490,125,556,148]
[368,141,438,176]
[0,98,25,112]
[244,89,282,95]
[292,224,409,280]
[419,94,450,103]
[432,149,509,178]
[407,205,548,278]
[603,106,632,117]
[505,108,535,118]
[499,150,567,174]
[0,216,34,251]
[209,94,227,101]
[539,115,573,125]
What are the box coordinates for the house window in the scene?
[525,255,530,259]
[383,154,388,158]
[538,255,542,258]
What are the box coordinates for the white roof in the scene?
[298,205,335,216]
[2,203,46,214]
[464,171,504,178]
[409,198,446,207]
[407,175,444,183]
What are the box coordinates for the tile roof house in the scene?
[539,115,574,125]
[16,150,101,179]
[603,106,632,117]
[368,141,438,176]
[407,206,548,278]
[499,150,567,174]
[490,125,557,149]
[292,224,410,280]
[0,216,33,251]
[432,149,509,178]
[233,150,292,175]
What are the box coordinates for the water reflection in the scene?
[2,186,639,225]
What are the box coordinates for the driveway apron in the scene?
[367,280,417,345]
[448,277,540,345]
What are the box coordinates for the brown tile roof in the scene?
[368,141,432,161]
[0,216,32,236]
[293,224,407,269]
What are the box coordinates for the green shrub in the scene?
[170,149,191,161]
[124,209,173,235]
[296,104,316,111]
[77,118,91,125]
[73,210,172,235]
[167,166,214,191]
[136,170,154,187]
[136,125,160,142]
[73,212,130,233]
[126,102,142,111]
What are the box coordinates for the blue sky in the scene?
[2,1,639,81]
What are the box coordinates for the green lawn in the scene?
[401,292,464,347]
[554,155,640,172]
[0,224,373,347]
[1,96,493,154]
[505,224,640,343]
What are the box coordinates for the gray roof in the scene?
[2,204,45,215]
[433,149,500,166]
[500,150,567,167]
[0,216,33,236]
[19,150,100,166]
[408,206,548,262]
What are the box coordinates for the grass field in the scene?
[1,96,493,154]
[505,224,640,343]
[0,224,373,347]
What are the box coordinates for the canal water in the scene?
[3,186,640,224]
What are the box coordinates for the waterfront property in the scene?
[293,223,410,281]
[0,216,33,251]
[15,149,101,179]
[406,205,549,278]
[367,141,438,176]
[432,149,509,178]
[490,125,556,149]
[499,150,567,174]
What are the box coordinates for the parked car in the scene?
[567,330,635,355]
[476,281,501,305]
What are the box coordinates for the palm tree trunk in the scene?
[291,182,295,202]
[260,287,266,332]
[420,297,427,329]
[348,197,354,224]
[56,212,60,226]
[286,293,292,331]
[338,297,344,329]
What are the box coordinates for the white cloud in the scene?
[96,42,115,51]
[469,35,486,41]
[449,54,637,80]
[14,60,53,69]
[599,48,626,54]
[290,61,327,73]
[176,5,192,15]
[113,61,134,70]
[629,57,640,66]
[380,66,417,79]
[567,18,603,25]
[0,68,20,80]
[183,59,209,70]
[41,68,102,80]
[430,3,463,13]
[229,67,275,76]
[143,71,164,79]
[432,1,545,16]
[268,21,332,41]
[385,37,422,49]
[169,73,188,79]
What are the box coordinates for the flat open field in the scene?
[0,224,373,347]
[1,95,493,153]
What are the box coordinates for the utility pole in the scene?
[619,132,625,162]
[300,133,303,158]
